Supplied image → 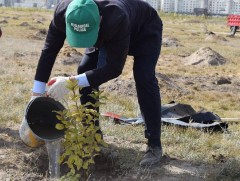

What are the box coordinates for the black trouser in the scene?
[77,48,161,147]
[133,52,161,147]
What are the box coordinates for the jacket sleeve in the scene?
[85,13,130,87]
[34,21,66,83]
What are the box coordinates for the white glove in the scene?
[47,76,70,101]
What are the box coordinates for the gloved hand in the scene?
[47,76,70,101]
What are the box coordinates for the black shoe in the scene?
[139,145,162,167]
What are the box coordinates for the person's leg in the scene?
[97,47,107,68]
[133,52,162,166]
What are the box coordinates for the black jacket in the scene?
[35,0,163,87]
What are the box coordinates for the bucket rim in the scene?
[25,97,65,117]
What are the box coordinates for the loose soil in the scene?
[205,34,227,42]
[0,124,214,181]
[58,46,83,65]
[162,36,183,47]
[28,29,47,40]
[183,47,227,66]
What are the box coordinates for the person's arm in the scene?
[32,21,66,94]
[84,13,130,87]
[32,0,70,94]
[85,39,129,87]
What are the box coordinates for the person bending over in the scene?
[32,0,163,167]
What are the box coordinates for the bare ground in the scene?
[0,124,214,181]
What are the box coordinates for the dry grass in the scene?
[0,8,240,180]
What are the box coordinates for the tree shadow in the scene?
[0,126,50,176]
[86,143,210,181]
[87,143,240,181]
[0,126,36,152]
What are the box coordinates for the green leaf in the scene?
[74,157,83,170]
[95,133,102,142]
[55,123,64,130]
[56,115,63,121]
[101,141,108,147]
[88,158,95,164]
[67,155,75,168]
[65,149,72,156]
[94,146,101,152]
[83,162,88,170]
[70,168,76,174]
[58,155,64,164]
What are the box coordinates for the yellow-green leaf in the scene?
[67,155,75,168]
[95,146,100,152]
[95,133,102,142]
[88,158,94,164]
[55,123,64,130]
[56,115,63,121]
[83,162,88,170]
[75,157,83,170]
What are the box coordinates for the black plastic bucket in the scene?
[19,97,66,147]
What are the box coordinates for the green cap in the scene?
[66,0,100,48]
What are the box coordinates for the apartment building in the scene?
[13,0,46,8]
[177,0,201,13]
[0,0,4,6]
[146,0,160,10]
[160,0,200,12]
[200,0,209,9]
[160,0,240,14]
[206,0,240,14]
[231,0,240,14]
[208,0,230,14]
[0,0,60,8]
[0,0,15,6]
[160,0,174,12]
[160,0,203,13]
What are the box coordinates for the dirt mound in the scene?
[170,75,240,94]
[101,73,190,99]
[205,34,227,42]
[162,36,182,47]
[58,46,83,65]
[183,47,227,66]
[191,32,200,36]
[33,19,44,25]
[19,22,30,26]
[0,19,8,24]
[28,28,47,40]
[14,52,25,57]
[33,17,47,22]
[12,16,19,20]
[101,77,136,96]
[214,77,232,85]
